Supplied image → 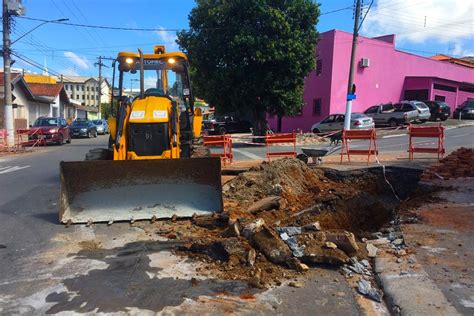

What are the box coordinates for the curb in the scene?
[374,255,460,315]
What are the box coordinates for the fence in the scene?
[408,123,445,161]
[340,128,378,165]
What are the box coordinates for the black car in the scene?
[421,100,451,121]
[453,100,474,119]
[202,116,252,135]
[68,120,98,138]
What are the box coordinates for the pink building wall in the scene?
[269,30,474,132]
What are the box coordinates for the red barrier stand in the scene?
[0,129,7,150]
[408,123,445,161]
[340,129,378,165]
[203,135,233,165]
[265,132,296,161]
[16,128,46,148]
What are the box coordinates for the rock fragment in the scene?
[247,196,281,213]
[357,279,383,302]
[366,243,378,258]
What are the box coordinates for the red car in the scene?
[29,117,71,145]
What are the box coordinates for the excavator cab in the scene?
[59,46,222,224]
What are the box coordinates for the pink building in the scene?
[268,29,474,132]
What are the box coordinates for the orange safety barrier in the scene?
[0,129,7,150]
[203,135,233,165]
[265,132,296,161]
[408,123,445,161]
[16,128,46,148]
[340,129,378,165]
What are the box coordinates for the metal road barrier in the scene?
[340,128,378,165]
[203,135,233,165]
[265,132,297,161]
[408,123,445,161]
[16,128,46,149]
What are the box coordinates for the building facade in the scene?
[62,76,110,108]
[268,30,474,132]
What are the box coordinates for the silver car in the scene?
[400,101,430,122]
[92,119,109,135]
[311,113,375,133]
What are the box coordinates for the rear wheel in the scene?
[94,130,98,138]
[66,134,71,143]
[312,128,321,134]
[388,119,398,127]
[87,131,91,138]
[218,126,227,135]
[440,116,448,121]
[57,134,64,146]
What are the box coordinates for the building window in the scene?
[82,95,85,100]
[459,86,474,93]
[64,84,68,90]
[76,85,79,90]
[433,83,456,92]
[434,95,446,102]
[71,94,73,99]
[87,86,89,91]
[76,95,79,99]
[81,86,85,91]
[87,95,89,100]
[316,58,322,76]
[96,86,99,92]
[312,99,321,116]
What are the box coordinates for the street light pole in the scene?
[11,18,68,45]
[2,0,14,146]
[343,0,361,130]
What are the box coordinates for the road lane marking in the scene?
[232,148,262,160]
[382,134,406,139]
[451,133,471,138]
[0,165,30,174]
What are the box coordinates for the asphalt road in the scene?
[0,124,471,313]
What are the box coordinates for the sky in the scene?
[7,0,474,88]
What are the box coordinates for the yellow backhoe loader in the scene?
[59,46,223,224]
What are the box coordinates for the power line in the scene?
[320,5,354,16]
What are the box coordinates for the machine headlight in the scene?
[125,57,134,64]
[168,57,176,65]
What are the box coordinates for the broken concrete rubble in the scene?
[247,196,282,213]
[357,279,383,302]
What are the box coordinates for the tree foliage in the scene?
[177,0,319,133]
[100,102,112,119]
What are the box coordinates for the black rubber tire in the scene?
[57,134,64,146]
[312,128,321,134]
[388,119,398,127]
[94,131,98,138]
[85,148,113,160]
[87,131,91,138]
[218,126,227,135]
[66,135,71,143]
[440,117,448,121]
[296,153,309,164]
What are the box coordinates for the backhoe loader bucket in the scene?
[59,158,223,224]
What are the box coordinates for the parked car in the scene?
[202,116,252,135]
[406,101,431,122]
[364,103,418,127]
[29,117,71,145]
[421,100,451,121]
[311,113,374,133]
[453,100,474,119]
[92,119,109,135]
[68,120,98,138]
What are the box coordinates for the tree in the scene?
[178,0,319,134]
[100,102,112,119]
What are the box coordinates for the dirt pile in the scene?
[420,147,474,180]
[152,159,417,288]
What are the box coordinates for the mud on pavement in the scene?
[1,158,424,314]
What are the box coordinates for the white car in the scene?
[311,113,375,133]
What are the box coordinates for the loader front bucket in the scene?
[59,158,223,224]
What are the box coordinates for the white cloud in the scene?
[155,26,178,50]
[362,0,474,44]
[61,67,79,76]
[452,42,474,57]
[64,51,91,70]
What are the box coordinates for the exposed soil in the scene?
[135,158,423,288]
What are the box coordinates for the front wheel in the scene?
[94,131,98,138]
[218,126,227,135]
[440,117,448,121]
[388,119,398,127]
[312,128,321,134]
[87,131,91,138]
[57,134,64,146]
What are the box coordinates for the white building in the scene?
[62,76,110,107]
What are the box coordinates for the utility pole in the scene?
[343,0,362,130]
[95,56,105,119]
[2,0,14,146]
